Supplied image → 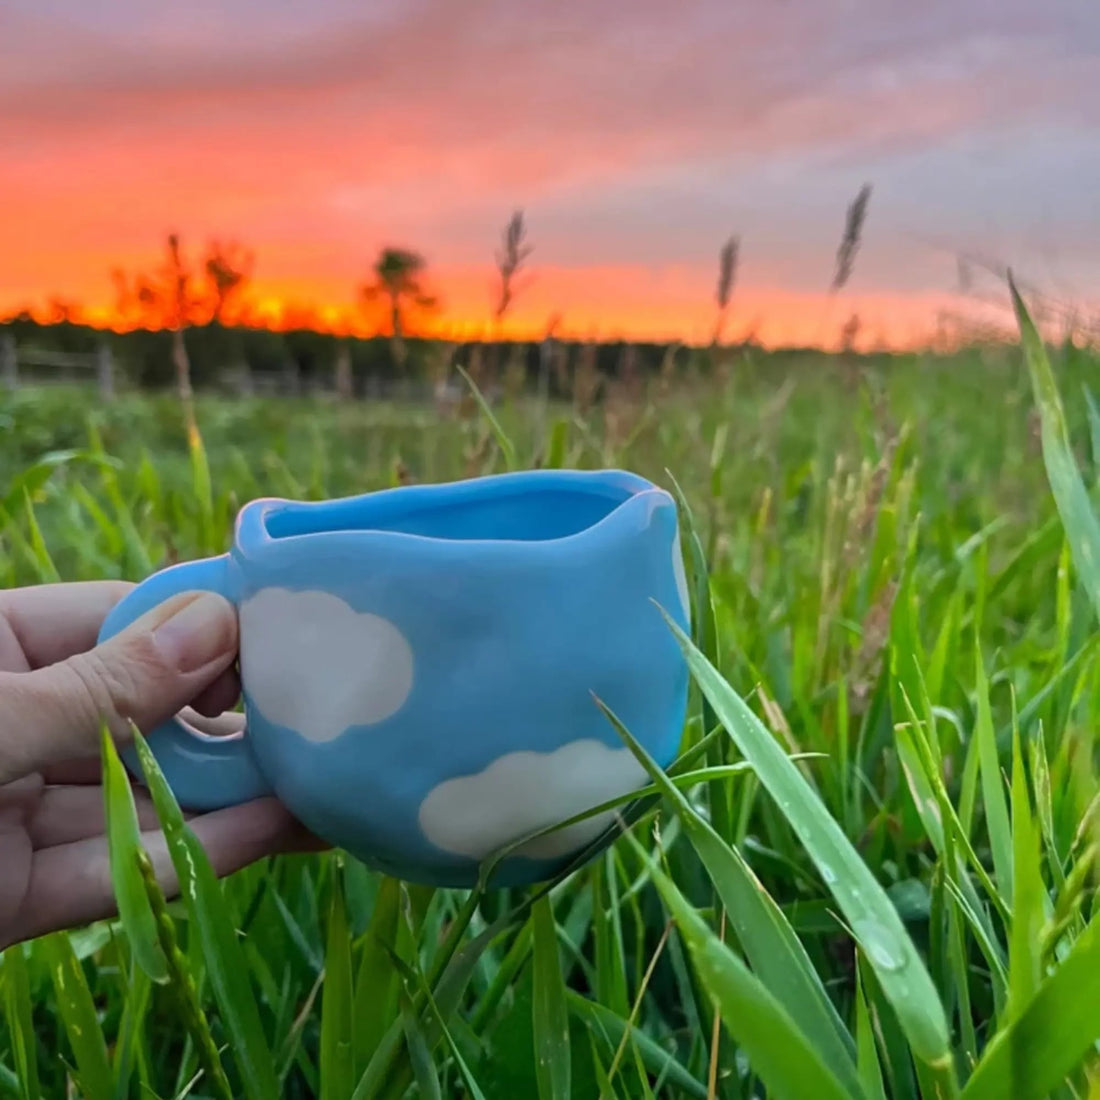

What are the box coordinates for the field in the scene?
[2,298,1100,1099]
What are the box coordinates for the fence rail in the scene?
[1,333,115,400]
[0,333,511,410]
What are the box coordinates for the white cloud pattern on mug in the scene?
[239,587,414,742]
[417,739,650,861]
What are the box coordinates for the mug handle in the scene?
[96,555,275,811]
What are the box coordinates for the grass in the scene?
[2,306,1100,1099]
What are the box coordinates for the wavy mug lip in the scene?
[232,467,672,555]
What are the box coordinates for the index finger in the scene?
[0,581,134,672]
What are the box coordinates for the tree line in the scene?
[2,215,545,397]
[2,188,893,399]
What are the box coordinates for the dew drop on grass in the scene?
[819,863,837,885]
[852,919,906,973]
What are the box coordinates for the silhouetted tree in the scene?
[112,233,256,401]
[44,297,80,325]
[110,233,199,401]
[204,240,255,324]
[359,247,437,368]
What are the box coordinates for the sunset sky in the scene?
[2,0,1097,347]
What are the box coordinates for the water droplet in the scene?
[852,919,907,973]
[819,863,837,885]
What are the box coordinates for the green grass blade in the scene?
[1,944,39,1100]
[129,725,279,1100]
[186,418,217,555]
[957,716,982,840]
[136,837,233,1100]
[112,961,153,1100]
[597,698,860,1090]
[455,364,517,470]
[1006,724,1044,1026]
[71,480,124,558]
[889,577,945,851]
[545,418,569,469]
[470,922,533,1033]
[591,858,629,1020]
[946,886,978,1070]
[399,992,442,1100]
[0,1062,19,1098]
[961,911,1100,1099]
[664,467,732,847]
[974,645,1012,899]
[859,958,919,1100]
[0,448,82,515]
[366,903,528,1100]
[943,876,1008,996]
[86,420,153,576]
[587,1035,621,1100]
[926,590,961,705]
[37,933,114,1100]
[1027,730,1061,891]
[532,895,571,1100]
[390,941,491,1100]
[349,1020,404,1100]
[100,724,169,982]
[22,490,60,582]
[623,830,857,1100]
[352,876,402,1077]
[658,606,953,1073]
[894,682,1008,924]
[1011,276,1100,621]
[985,516,1062,607]
[854,965,888,1100]
[321,862,355,1100]
[1042,844,1096,970]
[565,993,708,1100]
[1085,384,1100,475]
[274,968,324,1088]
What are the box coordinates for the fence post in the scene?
[0,333,17,390]
[282,354,301,397]
[96,342,115,401]
[334,341,353,400]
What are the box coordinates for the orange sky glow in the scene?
[9,268,964,353]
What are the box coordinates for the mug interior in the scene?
[262,477,639,544]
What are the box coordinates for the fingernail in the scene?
[152,592,237,673]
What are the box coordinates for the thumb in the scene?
[0,591,238,783]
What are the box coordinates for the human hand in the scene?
[0,581,321,952]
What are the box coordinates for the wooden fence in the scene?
[1,333,115,400]
[0,334,447,404]
[0,332,519,408]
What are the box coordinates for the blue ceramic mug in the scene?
[97,468,691,888]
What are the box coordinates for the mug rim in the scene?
[233,467,672,553]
